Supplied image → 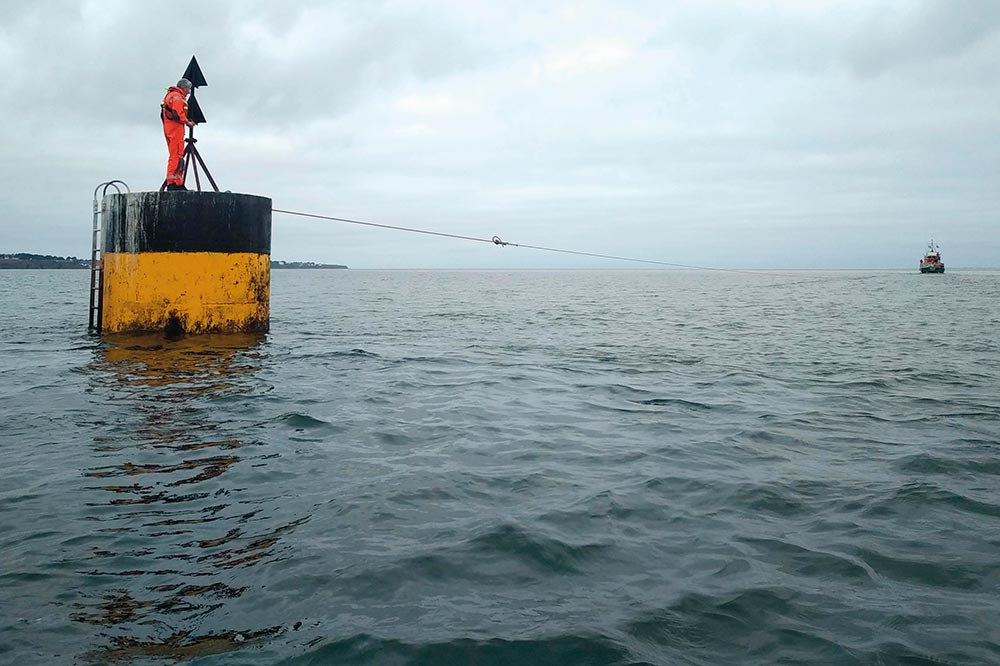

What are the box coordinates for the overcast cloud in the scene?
[1,0,997,268]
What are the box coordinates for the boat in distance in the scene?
[920,240,944,273]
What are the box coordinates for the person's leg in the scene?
[164,127,186,187]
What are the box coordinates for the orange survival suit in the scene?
[161,86,190,187]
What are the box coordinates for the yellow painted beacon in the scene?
[101,191,271,335]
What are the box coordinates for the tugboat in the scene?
[919,240,945,273]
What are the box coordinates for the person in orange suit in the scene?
[161,78,195,191]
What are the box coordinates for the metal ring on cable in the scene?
[492,235,505,246]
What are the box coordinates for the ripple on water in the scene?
[466,522,614,575]
[282,634,632,666]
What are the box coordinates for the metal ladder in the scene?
[89,181,129,332]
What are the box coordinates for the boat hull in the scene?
[920,265,945,274]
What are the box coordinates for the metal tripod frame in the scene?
[182,124,219,192]
[159,124,219,192]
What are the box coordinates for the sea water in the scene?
[1,269,998,665]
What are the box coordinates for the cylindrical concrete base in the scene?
[101,191,271,335]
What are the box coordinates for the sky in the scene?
[0,0,997,269]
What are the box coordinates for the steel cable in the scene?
[270,207,778,274]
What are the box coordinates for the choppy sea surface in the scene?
[1,269,999,666]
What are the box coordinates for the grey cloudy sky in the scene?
[1,0,997,268]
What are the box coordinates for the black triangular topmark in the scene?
[182,56,208,88]
[187,93,206,124]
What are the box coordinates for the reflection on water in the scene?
[75,334,304,662]
[99,332,267,393]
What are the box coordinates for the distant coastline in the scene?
[0,254,348,270]
[271,260,348,269]
[0,254,89,269]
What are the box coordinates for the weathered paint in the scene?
[100,191,271,335]
[103,192,271,254]
[102,252,270,334]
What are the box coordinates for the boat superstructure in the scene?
[919,240,944,273]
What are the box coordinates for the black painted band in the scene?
[103,192,272,254]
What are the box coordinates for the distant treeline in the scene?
[272,260,348,269]
[0,253,89,269]
[0,254,348,270]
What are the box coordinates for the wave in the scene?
[279,633,632,666]
[466,522,613,575]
